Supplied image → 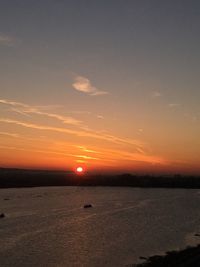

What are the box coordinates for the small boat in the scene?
[83,204,92,209]
[0,213,5,218]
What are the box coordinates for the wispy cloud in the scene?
[168,103,181,108]
[0,118,144,148]
[75,155,100,160]
[0,99,82,126]
[0,131,19,138]
[1,138,167,166]
[75,145,166,165]
[99,146,167,165]
[184,112,199,123]
[69,110,91,115]
[72,76,108,96]
[0,99,27,107]
[0,98,144,148]
[0,98,166,166]
[152,91,161,98]
[0,128,166,166]
[97,115,104,119]
[0,34,17,46]
[76,145,102,154]
[76,145,164,164]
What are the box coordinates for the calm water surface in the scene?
[1,187,200,266]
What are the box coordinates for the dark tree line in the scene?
[1,168,200,189]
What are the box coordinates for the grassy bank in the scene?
[134,244,200,267]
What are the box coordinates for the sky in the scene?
[0,0,200,174]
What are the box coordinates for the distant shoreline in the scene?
[1,168,200,189]
[134,244,200,267]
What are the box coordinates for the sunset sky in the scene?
[0,1,200,174]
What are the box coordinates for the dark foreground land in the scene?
[1,168,200,188]
[134,244,200,267]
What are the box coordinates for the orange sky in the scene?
[1,2,200,174]
[0,98,199,175]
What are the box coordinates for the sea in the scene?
[1,186,200,267]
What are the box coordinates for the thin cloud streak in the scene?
[82,146,167,165]
[152,91,161,98]
[0,131,19,138]
[76,145,165,165]
[1,98,163,165]
[0,118,144,148]
[97,115,104,119]
[0,131,165,166]
[0,143,161,165]
[0,131,166,165]
[0,99,82,126]
[0,98,145,149]
[168,103,181,108]
[76,145,102,154]
[0,34,17,46]
[0,144,113,163]
[0,144,74,158]
[72,76,108,96]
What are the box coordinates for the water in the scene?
[1,186,200,267]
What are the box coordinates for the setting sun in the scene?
[76,167,84,173]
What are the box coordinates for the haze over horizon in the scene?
[0,1,200,175]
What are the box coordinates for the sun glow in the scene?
[76,166,84,173]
